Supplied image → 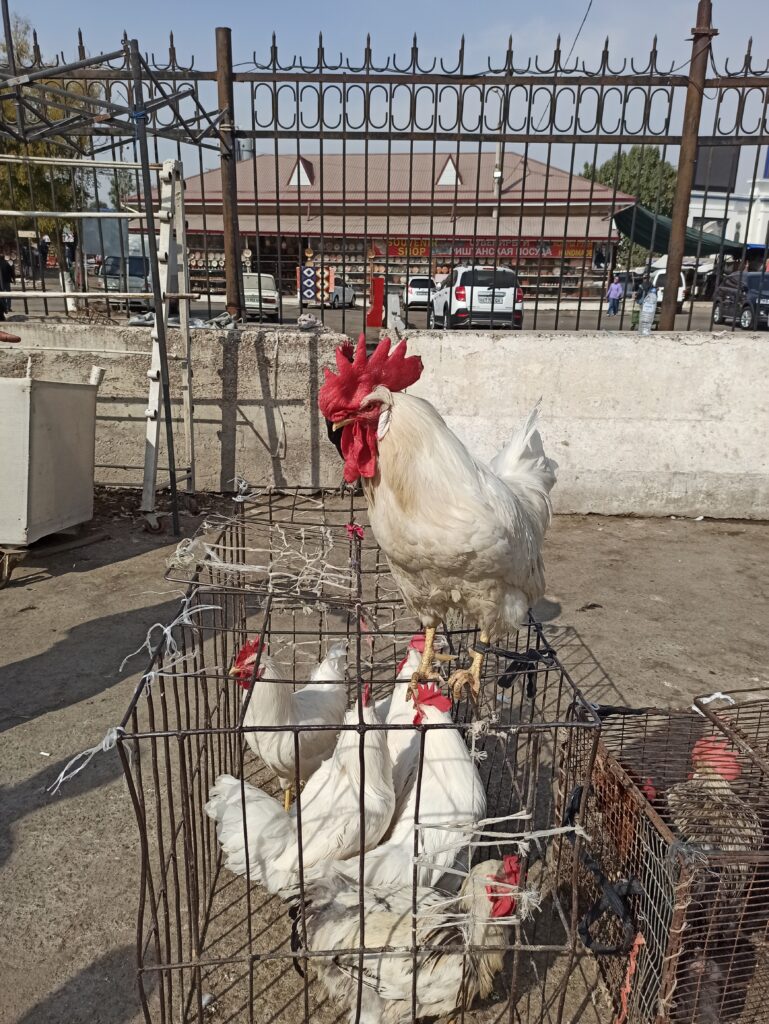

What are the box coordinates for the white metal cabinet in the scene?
[0,377,98,546]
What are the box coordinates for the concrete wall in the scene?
[0,322,342,494]
[1,322,767,517]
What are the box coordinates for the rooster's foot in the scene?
[447,668,481,704]
[408,670,445,701]
[283,787,293,812]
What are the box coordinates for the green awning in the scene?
[613,204,743,257]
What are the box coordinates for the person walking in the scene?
[0,255,16,321]
[38,233,50,280]
[631,272,653,330]
[606,274,623,317]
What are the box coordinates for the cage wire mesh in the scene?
[118,488,604,1024]
[559,701,769,1024]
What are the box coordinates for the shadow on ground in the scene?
[16,944,155,1024]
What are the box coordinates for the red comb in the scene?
[339,339,355,361]
[318,335,423,420]
[234,637,264,667]
[395,633,426,675]
[502,855,521,886]
[691,737,741,781]
[486,855,521,918]
[362,682,372,707]
[411,681,451,724]
[231,637,266,689]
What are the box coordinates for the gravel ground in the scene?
[1,492,767,1024]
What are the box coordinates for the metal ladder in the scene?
[141,159,196,531]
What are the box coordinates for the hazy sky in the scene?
[8,0,767,73]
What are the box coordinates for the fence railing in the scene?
[2,0,768,333]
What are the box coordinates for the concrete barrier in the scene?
[405,329,769,519]
[1,322,766,517]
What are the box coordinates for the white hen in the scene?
[288,856,523,1024]
[318,336,557,698]
[230,638,348,802]
[326,656,487,890]
[205,686,395,894]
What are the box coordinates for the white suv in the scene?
[429,265,523,330]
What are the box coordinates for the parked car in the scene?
[712,271,769,330]
[428,265,524,329]
[95,254,150,306]
[650,268,686,312]
[243,272,279,320]
[403,275,437,310]
[329,277,356,308]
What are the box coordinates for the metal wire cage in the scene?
[118,488,603,1024]
[559,703,769,1024]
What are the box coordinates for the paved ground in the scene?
[1,494,768,1024]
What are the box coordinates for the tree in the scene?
[108,167,139,210]
[0,16,98,260]
[582,146,678,264]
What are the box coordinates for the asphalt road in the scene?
[2,278,736,335]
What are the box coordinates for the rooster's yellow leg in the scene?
[448,631,489,703]
[283,787,292,812]
[408,627,445,697]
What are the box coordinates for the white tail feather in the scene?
[490,403,558,504]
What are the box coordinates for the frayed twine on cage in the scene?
[420,878,542,927]
[167,535,214,571]
[613,931,646,1024]
[692,691,736,716]
[119,594,222,673]
[666,839,710,869]
[47,726,128,795]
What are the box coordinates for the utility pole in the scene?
[659,0,717,330]
[215,27,243,319]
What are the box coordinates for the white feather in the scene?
[326,668,486,890]
[363,391,557,638]
[241,641,348,791]
[205,695,395,894]
[287,859,512,1024]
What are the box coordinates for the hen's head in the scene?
[484,855,522,918]
[229,636,266,690]
[318,335,423,483]
[410,681,451,725]
[691,737,741,781]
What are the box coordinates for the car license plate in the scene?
[760,298,769,305]
[476,293,494,304]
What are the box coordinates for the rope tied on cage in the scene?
[614,931,646,1024]
[119,594,221,672]
[692,691,736,716]
[47,726,127,795]
[167,535,214,571]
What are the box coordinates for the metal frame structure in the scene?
[117,487,605,1024]
[562,701,769,1024]
[0,6,233,531]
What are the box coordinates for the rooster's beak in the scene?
[332,417,355,431]
[228,664,239,678]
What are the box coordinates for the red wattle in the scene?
[340,420,378,483]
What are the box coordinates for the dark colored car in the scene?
[712,271,769,330]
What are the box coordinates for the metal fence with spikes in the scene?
[559,700,769,1024]
[3,3,769,333]
[116,487,605,1024]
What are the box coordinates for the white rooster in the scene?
[229,637,347,809]
[319,336,557,700]
[327,645,487,890]
[288,855,524,1024]
[205,685,395,894]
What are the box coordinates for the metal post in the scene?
[659,0,716,330]
[129,38,181,536]
[215,26,242,319]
